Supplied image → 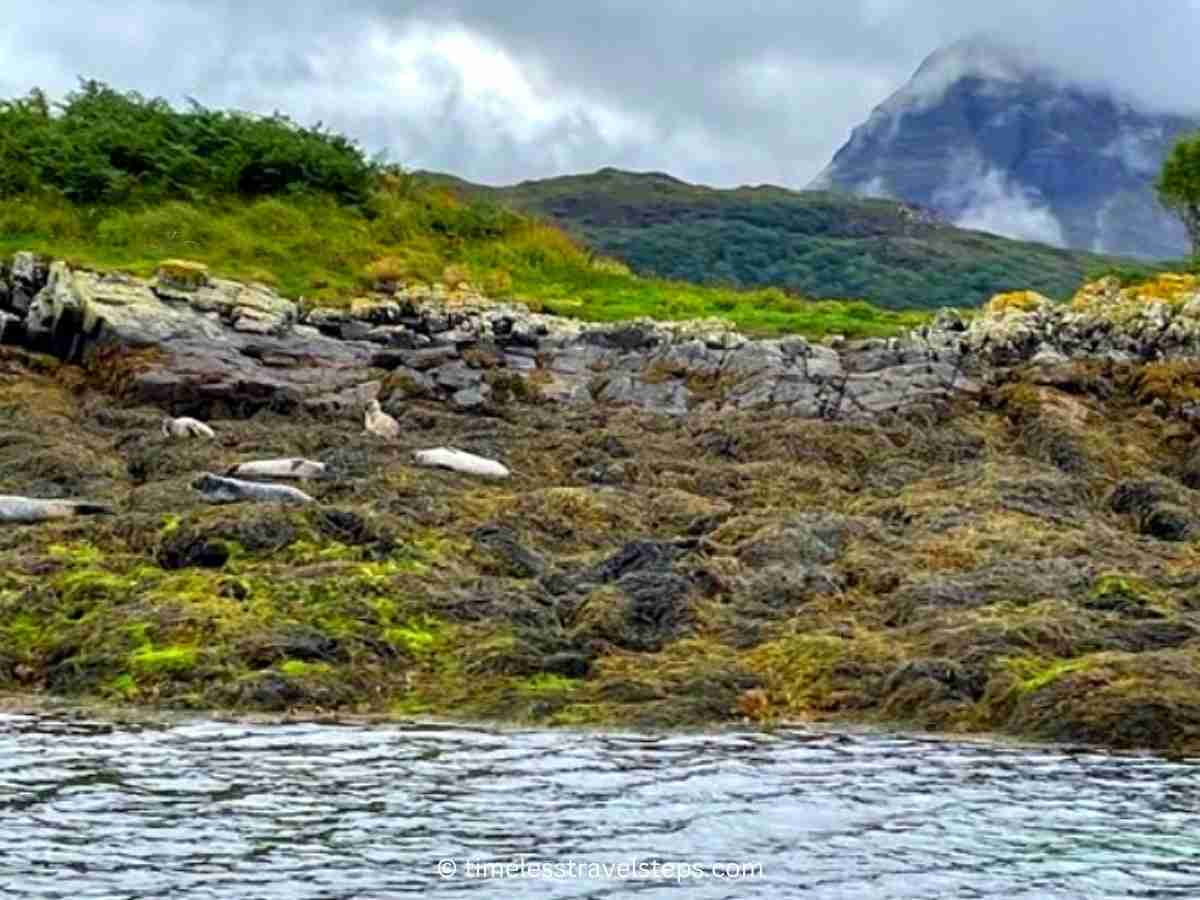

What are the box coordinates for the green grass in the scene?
[0,80,930,338]
[0,186,927,339]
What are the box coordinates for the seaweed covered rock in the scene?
[733,513,858,568]
[1139,504,1196,542]
[881,658,987,725]
[6,258,1200,753]
[889,559,1094,626]
[1004,651,1200,752]
[471,523,545,578]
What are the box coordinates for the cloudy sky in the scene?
[1,1,1198,188]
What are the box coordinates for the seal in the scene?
[192,473,315,505]
[364,400,401,440]
[162,416,216,439]
[0,496,113,524]
[413,447,510,479]
[225,458,330,480]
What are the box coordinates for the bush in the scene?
[0,80,376,206]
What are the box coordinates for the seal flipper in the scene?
[70,503,113,517]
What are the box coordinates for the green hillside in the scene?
[422,168,1133,309]
[0,81,927,338]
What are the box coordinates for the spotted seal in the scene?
[225,458,330,480]
[0,496,113,523]
[192,473,315,505]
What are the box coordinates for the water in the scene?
[0,714,1198,899]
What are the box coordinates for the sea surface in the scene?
[0,713,1198,898]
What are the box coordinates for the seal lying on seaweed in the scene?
[192,473,315,505]
[162,416,216,439]
[0,496,113,523]
[225,459,330,480]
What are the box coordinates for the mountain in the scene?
[422,167,1126,310]
[810,36,1199,260]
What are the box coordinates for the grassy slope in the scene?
[422,168,1134,310]
[0,185,927,339]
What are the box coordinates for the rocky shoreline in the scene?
[2,252,975,421]
[3,253,1200,754]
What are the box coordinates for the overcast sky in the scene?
[1,1,1198,188]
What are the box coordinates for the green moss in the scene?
[279,659,331,677]
[515,674,581,696]
[1092,574,1153,604]
[105,673,137,699]
[130,645,198,674]
[1004,655,1097,695]
[385,616,450,656]
[1085,573,1177,617]
[4,613,44,656]
[56,569,133,604]
[48,543,105,566]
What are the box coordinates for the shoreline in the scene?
[3,255,1200,755]
[4,692,1192,764]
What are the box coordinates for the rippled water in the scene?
[1,714,1199,898]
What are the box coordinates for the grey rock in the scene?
[396,346,462,371]
[435,361,483,391]
[451,385,490,411]
[598,375,690,415]
[0,310,22,345]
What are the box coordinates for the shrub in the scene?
[0,80,376,206]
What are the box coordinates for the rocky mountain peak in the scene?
[811,37,1197,259]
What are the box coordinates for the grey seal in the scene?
[192,473,315,505]
[225,458,330,480]
[0,496,113,523]
[413,447,510,479]
[364,399,400,440]
[162,416,216,439]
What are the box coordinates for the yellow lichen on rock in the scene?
[156,259,209,290]
[1127,273,1200,305]
[1072,273,1200,313]
[984,290,1051,316]
[1069,276,1122,311]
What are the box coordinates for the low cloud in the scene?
[0,1,1197,187]
[953,171,1066,246]
[934,153,1065,245]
